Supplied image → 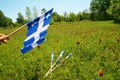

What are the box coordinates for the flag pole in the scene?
[43,53,72,78]
[51,51,54,68]
[50,53,72,74]
[7,24,27,37]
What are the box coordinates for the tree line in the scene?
[0,11,13,27]
[90,0,120,23]
[0,0,120,28]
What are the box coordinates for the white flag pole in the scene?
[44,50,64,78]
[7,24,27,37]
[51,51,54,68]
[43,51,55,78]
[50,53,72,74]
[43,52,72,78]
[55,50,64,64]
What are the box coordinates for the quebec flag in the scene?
[21,8,53,54]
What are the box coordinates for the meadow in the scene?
[0,21,120,80]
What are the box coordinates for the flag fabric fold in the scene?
[21,8,53,54]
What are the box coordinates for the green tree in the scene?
[63,11,68,22]
[110,0,120,5]
[81,10,89,20]
[33,7,38,18]
[0,10,13,27]
[68,12,76,22]
[90,0,111,20]
[41,8,46,14]
[90,0,99,21]
[26,7,32,20]
[107,2,120,23]
[76,12,83,21]
[0,10,6,27]
[6,17,13,27]
[17,12,25,24]
[52,12,62,22]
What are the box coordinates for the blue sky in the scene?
[0,0,91,22]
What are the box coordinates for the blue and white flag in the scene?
[21,8,53,54]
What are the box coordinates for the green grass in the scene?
[0,21,120,80]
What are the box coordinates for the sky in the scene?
[0,0,91,22]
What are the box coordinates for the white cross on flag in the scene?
[21,8,53,54]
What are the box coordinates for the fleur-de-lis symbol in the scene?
[46,13,50,19]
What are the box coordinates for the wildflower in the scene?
[76,41,80,45]
[72,64,76,67]
[83,35,86,39]
[56,40,59,42]
[37,45,40,49]
[112,48,115,52]
[117,38,120,42]
[17,46,20,49]
[98,70,104,77]
[75,32,78,35]
[62,61,65,64]
[99,38,103,42]
[110,47,115,52]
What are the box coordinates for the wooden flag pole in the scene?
[7,24,27,37]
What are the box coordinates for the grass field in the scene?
[0,21,120,80]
